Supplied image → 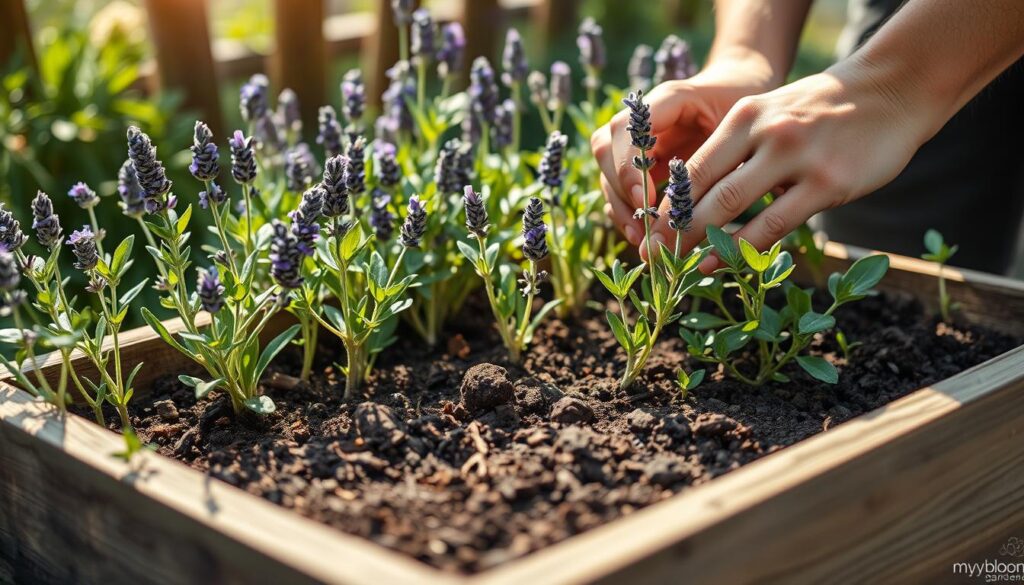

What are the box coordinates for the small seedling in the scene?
[921,229,959,321]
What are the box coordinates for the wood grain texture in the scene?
[270,0,326,132]
[1,247,1022,585]
[0,0,36,74]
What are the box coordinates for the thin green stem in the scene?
[88,207,105,258]
[242,183,255,256]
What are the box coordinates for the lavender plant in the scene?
[132,125,299,416]
[458,188,559,363]
[920,229,959,321]
[593,94,707,390]
[681,225,890,385]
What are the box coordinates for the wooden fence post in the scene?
[143,0,223,136]
[0,0,36,72]
[460,0,502,73]
[530,0,577,53]
[363,0,400,109]
[271,0,326,132]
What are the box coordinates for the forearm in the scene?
[706,0,813,87]
[835,0,1024,142]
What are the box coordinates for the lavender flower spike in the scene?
[277,88,302,137]
[622,90,656,170]
[628,44,655,91]
[229,130,257,184]
[126,126,173,213]
[32,191,63,250]
[665,158,694,231]
[400,196,427,249]
[198,183,228,210]
[390,0,414,26]
[539,131,568,189]
[577,18,606,92]
[435,138,473,195]
[522,197,545,235]
[285,147,314,192]
[189,121,220,182]
[239,73,269,124]
[270,220,304,290]
[0,203,27,252]
[67,182,99,210]
[321,155,350,218]
[197,267,225,313]
[290,186,324,256]
[548,61,572,111]
[527,71,549,108]
[373,141,401,188]
[317,106,344,158]
[437,22,465,80]
[410,8,436,64]
[523,225,549,262]
[463,186,489,237]
[0,250,19,292]
[67,226,99,271]
[369,189,395,242]
[469,57,500,125]
[341,69,366,127]
[345,136,367,195]
[502,28,528,89]
[117,160,147,218]
[493,99,515,150]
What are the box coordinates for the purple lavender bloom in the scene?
[198,183,227,210]
[189,121,219,182]
[322,155,350,218]
[538,131,568,189]
[501,28,528,88]
[67,182,99,210]
[373,140,401,189]
[126,126,173,213]
[277,88,302,138]
[375,114,399,145]
[390,0,414,26]
[527,71,549,109]
[654,35,696,85]
[548,61,571,111]
[317,106,344,158]
[197,267,225,313]
[399,196,427,248]
[239,73,270,124]
[461,104,482,144]
[522,225,549,262]
[254,113,285,154]
[270,220,304,289]
[629,44,655,91]
[410,9,436,65]
[117,160,147,218]
[622,90,656,170]
[435,138,474,195]
[369,189,395,242]
[469,57,499,125]
[290,186,324,256]
[382,61,416,135]
[31,191,62,250]
[345,136,366,195]
[493,99,515,150]
[522,197,545,235]
[577,18,606,92]
[436,22,465,80]
[665,158,694,231]
[341,69,366,128]
[0,204,27,252]
[463,186,489,237]
[285,144,316,192]
[67,226,99,271]
[0,250,19,292]
[229,130,257,185]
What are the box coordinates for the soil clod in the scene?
[460,363,515,414]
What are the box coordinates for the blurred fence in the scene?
[0,0,602,137]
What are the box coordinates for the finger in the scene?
[731,182,821,252]
[686,97,759,202]
[601,174,642,246]
[592,122,624,207]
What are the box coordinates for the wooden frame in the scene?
[2,243,1023,584]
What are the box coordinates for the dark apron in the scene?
[817,0,1024,274]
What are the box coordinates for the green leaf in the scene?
[795,356,838,384]
[141,308,189,356]
[176,205,193,236]
[679,312,731,330]
[676,368,705,393]
[798,312,836,335]
[739,238,769,272]
[787,285,812,316]
[606,310,631,351]
[252,324,301,385]
[457,240,479,265]
[244,395,276,415]
[764,251,795,286]
[839,255,890,298]
[111,235,135,277]
[705,225,742,270]
[924,229,944,256]
[592,267,620,297]
[339,223,364,262]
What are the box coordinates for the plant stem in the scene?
[242,183,255,256]
[938,264,950,321]
[511,81,522,152]
[88,207,105,258]
[10,302,55,401]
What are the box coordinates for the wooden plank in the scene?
[142,0,224,137]
[460,0,503,74]
[472,345,1024,585]
[270,0,327,131]
[0,0,36,73]
[530,0,577,51]
[363,0,401,109]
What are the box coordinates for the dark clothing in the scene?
[818,0,1024,274]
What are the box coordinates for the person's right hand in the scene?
[591,59,778,247]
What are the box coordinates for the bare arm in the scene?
[707,0,813,88]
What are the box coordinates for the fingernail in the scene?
[625,225,639,245]
[630,184,645,207]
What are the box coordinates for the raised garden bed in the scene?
[2,241,1024,585]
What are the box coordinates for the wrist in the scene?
[702,50,784,91]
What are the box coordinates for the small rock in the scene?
[645,456,688,487]
[460,363,515,413]
[626,408,657,432]
[154,399,179,422]
[550,396,594,425]
[693,413,738,437]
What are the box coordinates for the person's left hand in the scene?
[643,65,940,271]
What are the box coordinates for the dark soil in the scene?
[123,289,1019,574]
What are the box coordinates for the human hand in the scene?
[647,63,938,271]
[591,59,778,246]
